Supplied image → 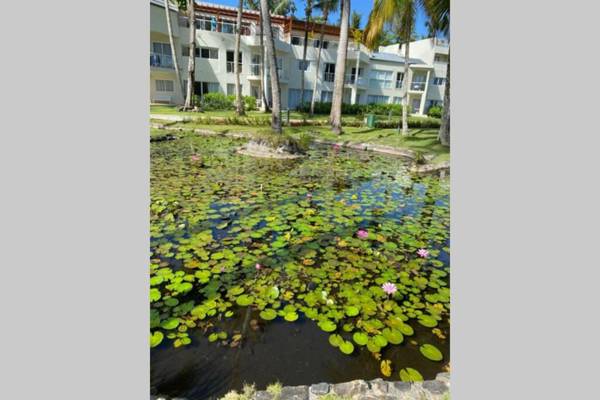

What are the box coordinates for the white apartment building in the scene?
[150,0,449,115]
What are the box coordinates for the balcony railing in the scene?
[150,53,174,69]
[250,63,261,76]
[395,80,404,89]
[324,72,335,82]
[226,62,242,73]
[178,17,283,41]
[344,75,366,86]
[434,38,449,47]
[410,82,426,91]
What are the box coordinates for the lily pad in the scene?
[150,331,164,348]
[399,367,423,382]
[160,318,179,330]
[339,341,354,355]
[420,344,443,361]
[418,314,438,328]
[353,332,369,346]
[345,306,360,317]
[284,311,299,322]
[382,328,404,345]
[236,294,254,307]
[318,320,337,332]
[259,309,278,321]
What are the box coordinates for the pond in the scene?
[150,133,450,400]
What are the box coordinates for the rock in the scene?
[368,378,389,396]
[387,381,412,398]
[279,385,309,400]
[330,379,369,398]
[309,382,329,399]
[254,391,274,400]
[423,380,448,396]
[435,372,450,385]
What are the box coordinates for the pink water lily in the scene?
[417,248,430,258]
[255,263,262,270]
[190,154,201,162]
[357,229,369,239]
[382,282,397,296]
[332,143,341,151]
[306,192,313,198]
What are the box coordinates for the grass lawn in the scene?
[153,119,449,164]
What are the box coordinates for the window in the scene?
[197,16,219,32]
[200,47,219,59]
[324,63,335,82]
[411,73,427,91]
[291,36,302,46]
[434,54,448,63]
[220,19,235,34]
[393,96,403,104]
[395,72,404,88]
[156,80,174,92]
[152,42,171,55]
[312,39,328,49]
[367,95,389,104]
[194,81,221,98]
[227,84,242,96]
[433,77,445,85]
[298,60,309,71]
[321,91,333,103]
[181,45,200,58]
[226,51,243,73]
[369,70,393,89]
[288,89,313,109]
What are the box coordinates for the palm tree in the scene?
[245,0,269,111]
[299,1,314,109]
[310,0,339,116]
[350,11,362,105]
[234,0,246,116]
[329,0,351,134]
[260,0,282,133]
[421,0,449,145]
[182,0,196,110]
[365,0,417,136]
[163,0,185,103]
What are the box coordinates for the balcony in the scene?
[344,75,366,86]
[323,72,335,83]
[410,82,426,91]
[395,80,404,89]
[248,63,262,78]
[226,62,243,74]
[150,53,174,69]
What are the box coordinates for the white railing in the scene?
[434,38,449,47]
[410,82,426,91]
[344,75,366,86]
[324,72,335,82]
[250,63,261,76]
[150,53,174,69]
[226,62,242,73]
[396,80,403,89]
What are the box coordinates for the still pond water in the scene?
[150,134,450,399]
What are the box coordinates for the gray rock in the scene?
[280,385,309,400]
[254,391,275,400]
[435,373,450,386]
[387,381,413,398]
[368,378,389,396]
[423,380,448,395]
[310,382,330,396]
[331,379,369,398]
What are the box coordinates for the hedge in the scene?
[296,102,410,116]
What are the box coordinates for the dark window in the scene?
[298,60,309,71]
[226,50,243,73]
[200,47,218,59]
[291,36,301,45]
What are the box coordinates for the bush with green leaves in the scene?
[427,105,443,118]
[296,102,408,117]
[244,96,257,111]
[200,92,235,110]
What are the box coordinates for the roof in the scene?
[369,52,426,65]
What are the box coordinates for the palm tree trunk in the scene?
[260,0,282,133]
[300,2,312,109]
[438,47,450,145]
[183,0,196,110]
[352,41,360,104]
[309,11,327,116]
[330,0,350,134]
[259,16,270,112]
[164,0,184,104]
[234,0,245,116]
[401,39,410,135]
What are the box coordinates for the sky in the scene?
[204,0,430,38]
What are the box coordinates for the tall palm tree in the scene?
[234,0,246,116]
[163,0,185,103]
[350,11,362,105]
[421,0,449,145]
[310,0,339,116]
[245,0,269,111]
[329,0,350,134]
[365,0,417,136]
[260,0,282,133]
[182,0,196,110]
[299,0,314,108]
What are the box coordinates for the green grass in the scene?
[154,120,449,164]
[150,104,329,121]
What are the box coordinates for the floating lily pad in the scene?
[150,331,163,348]
[345,306,360,317]
[420,344,443,361]
[382,328,404,345]
[318,320,337,332]
[259,309,278,321]
[160,318,179,330]
[339,341,354,355]
[399,367,423,382]
[236,294,254,307]
[418,314,438,328]
[353,332,369,346]
[329,334,344,347]
[284,311,299,322]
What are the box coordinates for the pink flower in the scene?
[306,192,312,199]
[357,229,368,239]
[417,248,430,258]
[190,154,200,162]
[332,143,341,151]
[381,282,397,295]
[255,263,262,270]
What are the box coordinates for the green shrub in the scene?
[201,92,235,110]
[374,117,441,129]
[296,102,408,116]
[427,105,443,118]
[252,130,313,154]
[244,96,257,111]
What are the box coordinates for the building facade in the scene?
[150,0,448,115]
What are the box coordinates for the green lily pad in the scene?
[150,331,163,348]
[318,320,337,332]
[329,334,344,347]
[259,309,278,321]
[399,367,423,382]
[353,332,369,346]
[420,344,443,361]
[164,297,179,307]
[150,288,161,302]
[236,294,254,306]
[398,323,414,336]
[160,318,179,330]
[418,314,438,328]
[345,306,360,317]
[284,311,299,322]
[339,341,354,355]
[382,328,404,345]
